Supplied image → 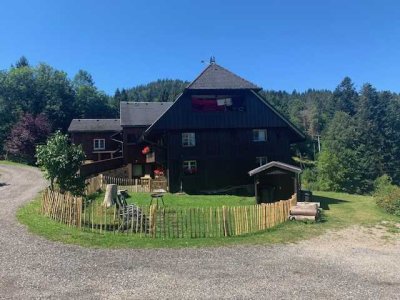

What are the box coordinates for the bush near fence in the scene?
[40,186,297,239]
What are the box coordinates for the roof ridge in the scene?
[248,161,302,176]
[186,63,261,90]
[71,118,120,121]
[120,101,174,104]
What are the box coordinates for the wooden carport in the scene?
[248,161,302,204]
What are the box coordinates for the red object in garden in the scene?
[142,146,150,154]
[154,169,164,176]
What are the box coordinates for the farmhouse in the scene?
[68,61,305,198]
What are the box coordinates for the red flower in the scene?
[142,146,150,154]
[154,169,164,176]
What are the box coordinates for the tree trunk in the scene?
[103,184,117,208]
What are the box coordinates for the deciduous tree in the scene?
[4,113,51,164]
[36,131,86,195]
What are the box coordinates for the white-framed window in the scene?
[93,139,105,150]
[183,160,197,174]
[253,129,268,142]
[182,132,196,147]
[256,156,268,167]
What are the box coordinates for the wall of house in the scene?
[122,127,147,165]
[122,126,160,178]
[71,132,121,161]
[164,128,292,193]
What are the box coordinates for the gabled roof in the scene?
[248,161,302,177]
[186,63,261,91]
[68,119,121,132]
[120,101,173,126]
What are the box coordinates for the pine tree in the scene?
[332,77,358,115]
[355,83,385,192]
[317,111,361,193]
[15,56,29,68]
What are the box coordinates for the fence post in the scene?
[222,206,228,237]
[149,204,157,237]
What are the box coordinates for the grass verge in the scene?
[17,191,400,249]
[0,160,30,167]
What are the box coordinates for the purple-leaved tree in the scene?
[4,113,51,164]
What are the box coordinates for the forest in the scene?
[1,57,400,194]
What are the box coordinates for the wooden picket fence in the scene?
[80,195,296,238]
[102,175,168,193]
[145,199,293,238]
[41,188,297,239]
[84,175,168,194]
[41,188,83,227]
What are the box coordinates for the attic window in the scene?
[253,129,267,142]
[182,132,195,147]
[191,95,245,112]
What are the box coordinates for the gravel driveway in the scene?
[0,164,399,299]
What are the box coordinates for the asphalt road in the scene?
[0,165,399,299]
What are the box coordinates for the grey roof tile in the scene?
[186,63,261,90]
[68,119,122,132]
[120,101,173,126]
[248,161,302,176]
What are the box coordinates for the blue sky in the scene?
[1,0,399,94]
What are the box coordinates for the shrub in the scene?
[374,175,400,216]
[36,131,86,196]
[301,167,320,191]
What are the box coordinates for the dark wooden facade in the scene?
[146,88,304,193]
[121,126,155,178]
[148,90,302,139]
[70,132,121,161]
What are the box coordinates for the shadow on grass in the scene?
[313,195,349,210]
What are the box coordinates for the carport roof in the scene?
[248,161,302,177]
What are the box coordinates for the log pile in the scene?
[289,202,321,221]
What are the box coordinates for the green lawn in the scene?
[80,192,255,226]
[106,192,255,208]
[0,160,30,167]
[17,190,400,249]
